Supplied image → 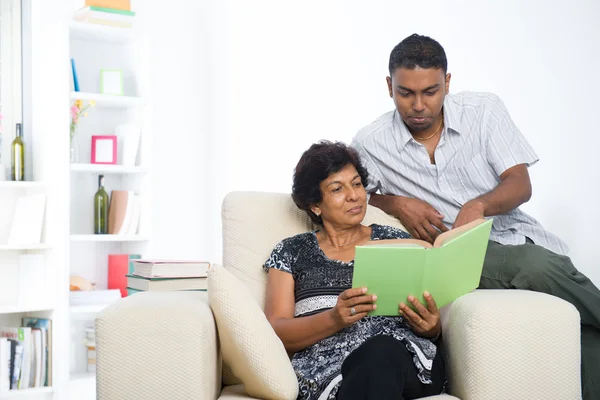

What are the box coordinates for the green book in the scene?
[86,6,136,16]
[352,218,493,316]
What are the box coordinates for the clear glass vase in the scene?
[70,133,80,163]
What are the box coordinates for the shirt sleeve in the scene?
[486,96,539,176]
[351,140,385,194]
[263,239,293,274]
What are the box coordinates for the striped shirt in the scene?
[351,91,568,255]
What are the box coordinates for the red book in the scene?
[108,254,129,297]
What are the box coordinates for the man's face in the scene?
[386,67,451,132]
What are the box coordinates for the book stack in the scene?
[126,260,210,294]
[74,0,135,29]
[0,318,52,393]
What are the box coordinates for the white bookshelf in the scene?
[66,3,151,398]
[0,2,149,399]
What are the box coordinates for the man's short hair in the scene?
[389,34,447,75]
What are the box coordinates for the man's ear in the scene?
[386,76,393,98]
[445,73,451,94]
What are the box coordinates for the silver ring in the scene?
[350,307,356,316]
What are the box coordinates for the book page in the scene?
[362,238,432,249]
[433,218,486,247]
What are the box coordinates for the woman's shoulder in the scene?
[275,231,316,249]
[370,223,411,240]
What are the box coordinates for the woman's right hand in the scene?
[329,287,377,329]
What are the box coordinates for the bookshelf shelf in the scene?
[0,181,47,189]
[0,305,54,314]
[69,21,137,43]
[0,244,51,251]
[70,234,149,242]
[69,92,144,108]
[70,164,148,174]
[2,387,54,398]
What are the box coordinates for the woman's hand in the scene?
[329,287,377,329]
[398,291,441,339]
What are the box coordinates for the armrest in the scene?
[440,289,581,400]
[96,291,221,400]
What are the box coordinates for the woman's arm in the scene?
[265,269,376,353]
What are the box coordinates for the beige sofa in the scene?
[96,191,582,400]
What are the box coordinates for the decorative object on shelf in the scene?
[71,58,80,92]
[8,194,46,246]
[74,5,135,29]
[10,123,24,181]
[70,99,95,163]
[116,124,141,166]
[94,175,109,234]
[91,135,117,164]
[100,69,124,95]
[107,190,141,234]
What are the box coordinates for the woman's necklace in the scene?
[413,117,444,141]
[319,231,365,248]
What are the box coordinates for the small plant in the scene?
[70,99,95,143]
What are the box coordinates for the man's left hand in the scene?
[453,199,485,229]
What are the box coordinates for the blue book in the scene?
[71,58,80,92]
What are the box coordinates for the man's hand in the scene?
[394,197,448,243]
[453,199,485,229]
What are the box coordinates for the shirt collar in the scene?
[393,94,461,153]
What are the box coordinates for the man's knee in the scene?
[514,245,557,287]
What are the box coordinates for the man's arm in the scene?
[369,193,448,242]
[453,163,532,228]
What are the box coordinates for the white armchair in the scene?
[96,191,582,400]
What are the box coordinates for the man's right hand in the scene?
[393,197,449,243]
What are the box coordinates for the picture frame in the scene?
[91,135,117,165]
[100,69,124,96]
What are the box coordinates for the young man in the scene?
[351,33,600,399]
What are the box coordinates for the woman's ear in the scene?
[310,206,321,217]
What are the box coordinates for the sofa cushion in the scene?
[208,264,298,400]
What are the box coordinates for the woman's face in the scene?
[313,164,367,228]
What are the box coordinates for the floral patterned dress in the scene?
[263,224,440,400]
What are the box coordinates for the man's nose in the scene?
[413,95,425,112]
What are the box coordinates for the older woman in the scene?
[263,141,446,400]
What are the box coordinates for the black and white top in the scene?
[264,224,440,400]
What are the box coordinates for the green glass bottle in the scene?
[11,123,24,181]
[94,175,109,234]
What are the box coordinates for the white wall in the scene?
[148,0,600,284]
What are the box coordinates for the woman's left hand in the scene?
[398,291,441,339]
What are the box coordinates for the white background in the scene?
[141,0,600,284]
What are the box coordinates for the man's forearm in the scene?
[471,173,532,216]
[369,193,405,215]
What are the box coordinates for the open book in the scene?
[352,218,493,316]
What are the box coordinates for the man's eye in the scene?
[398,91,410,97]
[424,91,436,96]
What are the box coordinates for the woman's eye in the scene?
[332,187,342,193]
[353,181,363,187]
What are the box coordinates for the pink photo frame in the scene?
[91,135,117,165]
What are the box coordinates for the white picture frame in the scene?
[100,69,124,96]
